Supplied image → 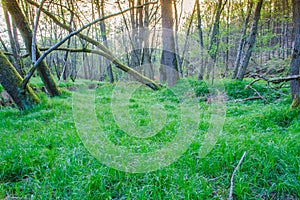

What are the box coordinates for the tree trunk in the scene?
[0,51,40,110]
[237,0,263,80]
[98,0,114,83]
[196,0,205,80]
[3,10,23,76]
[142,0,154,80]
[2,0,61,97]
[232,0,253,79]
[160,0,179,87]
[207,0,227,79]
[291,0,300,108]
[27,0,161,91]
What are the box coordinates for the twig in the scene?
[228,152,247,200]
[247,85,268,103]
[245,78,264,89]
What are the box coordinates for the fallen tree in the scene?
[246,75,300,88]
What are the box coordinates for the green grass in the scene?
[0,79,299,199]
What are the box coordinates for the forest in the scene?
[0,0,299,199]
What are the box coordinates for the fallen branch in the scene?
[245,78,263,89]
[269,75,300,84]
[247,85,268,103]
[228,152,247,200]
[39,47,162,90]
[246,75,300,88]
[234,96,262,102]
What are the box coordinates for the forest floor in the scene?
[0,78,299,199]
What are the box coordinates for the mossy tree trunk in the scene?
[2,0,61,97]
[0,51,40,110]
[291,0,300,108]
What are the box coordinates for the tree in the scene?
[237,0,263,80]
[3,8,23,76]
[196,0,205,80]
[26,0,161,90]
[0,51,40,110]
[207,0,227,79]
[2,0,61,97]
[291,0,300,108]
[160,0,179,87]
[232,0,253,79]
[96,0,114,83]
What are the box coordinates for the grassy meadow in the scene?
[0,79,299,199]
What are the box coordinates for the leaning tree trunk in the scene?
[0,51,40,110]
[237,0,263,80]
[232,0,253,79]
[160,0,179,87]
[2,0,61,97]
[291,0,300,108]
[207,0,227,80]
[3,9,23,76]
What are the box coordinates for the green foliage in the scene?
[223,78,289,102]
[0,79,299,199]
[186,78,210,97]
[224,79,265,99]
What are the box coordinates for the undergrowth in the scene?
[0,78,299,199]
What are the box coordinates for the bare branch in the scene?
[228,152,247,200]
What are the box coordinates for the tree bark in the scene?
[237,0,263,80]
[97,0,114,83]
[291,0,300,108]
[0,51,40,110]
[160,0,179,87]
[3,10,23,76]
[196,0,205,80]
[142,0,154,80]
[2,0,61,97]
[232,0,253,79]
[207,0,227,79]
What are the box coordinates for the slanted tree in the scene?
[206,0,227,79]
[0,51,40,110]
[291,0,300,108]
[3,8,23,76]
[2,0,61,97]
[232,0,253,79]
[160,0,179,87]
[237,0,263,80]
